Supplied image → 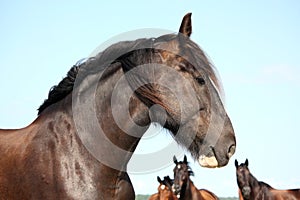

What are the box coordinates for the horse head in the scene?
[172,155,194,198]
[235,159,251,199]
[157,176,177,200]
[118,13,236,168]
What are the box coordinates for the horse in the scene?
[0,13,236,199]
[173,155,219,200]
[235,159,300,200]
[149,176,178,200]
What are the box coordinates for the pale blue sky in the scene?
[1,1,300,197]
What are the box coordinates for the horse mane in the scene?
[187,165,194,176]
[37,33,222,115]
[248,170,273,190]
[37,38,152,115]
[37,64,80,115]
[259,181,273,189]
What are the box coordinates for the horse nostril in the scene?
[227,144,236,158]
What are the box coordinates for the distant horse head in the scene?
[235,159,300,200]
[235,159,251,199]
[173,155,219,200]
[172,155,194,197]
[156,176,177,200]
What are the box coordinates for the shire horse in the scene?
[148,176,178,200]
[235,159,300,200]
[173,155,219,200]
[0,13,236,199]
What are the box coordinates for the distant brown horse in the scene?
[235,159,300,200]
[173,155,219,200]
[149,176,178,200]
[0,13,236,199]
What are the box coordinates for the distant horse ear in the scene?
[235,159,239,168]
[157,176,162,183]
[245,159,249,167]
[173,156,178,164]
[179,13,192,37]
[165,176,172,183]
[183,155,188,164]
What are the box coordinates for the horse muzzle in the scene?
[242,186,251,199]
[198,143,236,168]
[172,184,181,196]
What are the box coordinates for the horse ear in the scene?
[183,155,188,164]
[179,13,192,37]
[166,176,172,182]
[157,176,162,183]
[173,156,178,164]
[245,159,249,167]
[235,159,239,168]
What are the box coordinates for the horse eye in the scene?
[195,77,205,85]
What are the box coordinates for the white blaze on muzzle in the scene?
[198,155,218,168]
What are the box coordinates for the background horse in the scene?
[173,155,219,200]
[148,176,178,200]
[0,13,235,199]
[235,159,300,200]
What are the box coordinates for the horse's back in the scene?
[199,189,219,200]
[0,125,42,199]
[0,121,40,163]
[289,189,300,199]
[270,189,300,200]
[0,125,35,147]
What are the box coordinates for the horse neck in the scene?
[32,65,150,198]
[180,178,198,200]
[93,65,151,167]
[248,173,265,199]
[69,63,151,170]
[38,64,150,169]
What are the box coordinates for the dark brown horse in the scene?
[149,176,178,200]
[235,159,300,200]
[173,155,219,200]
[0,13,235,199]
